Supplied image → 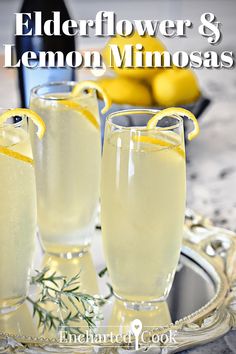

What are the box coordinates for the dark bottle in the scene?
[15,0,76,107]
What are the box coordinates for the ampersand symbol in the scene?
[199,13,221,45]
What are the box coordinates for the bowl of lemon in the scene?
[96,32,210,142]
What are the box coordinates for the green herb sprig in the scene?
[27,267,104,334]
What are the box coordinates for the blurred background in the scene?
[0,0,236,231]
[0,0,235,52]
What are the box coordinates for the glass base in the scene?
[39,235,91,259]
[0,296,25,314]
[42,246,90,259]
[113,291,167,311]
[37,229,92,259]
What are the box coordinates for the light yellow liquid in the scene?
[30,92,100,255]
[0,124,36,311]
[0,303,36,337]
[42,251,99,296]
[108,300,171,335]
[40,252,99,338]
[101,130,186,302]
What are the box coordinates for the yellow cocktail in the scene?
[101,109,187,307]
[0,108,45,313]
[30,82,101,256]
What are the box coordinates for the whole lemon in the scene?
[152,68,200,106]
[97,76,152,106]
[102,32,166,79]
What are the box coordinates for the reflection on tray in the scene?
[0,244,216,341]
[0,303,36,338]
[42,251,99,296]
[108,300,171,335]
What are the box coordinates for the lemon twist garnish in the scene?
[133,135,185,158]
[58,81,111,130]
[0,108,46,164]
[147,107,200,141]
[0,108,46,140]
[59,100,100,129]
[0,146,34,165]
[72,81,111,114]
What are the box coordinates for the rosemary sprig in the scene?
[27,267,104,334]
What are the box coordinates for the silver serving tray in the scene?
[0,209,235,353]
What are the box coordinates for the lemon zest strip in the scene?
[0,108,46,164]
[71,81,111,114]
[132,135,185,158]
[59,100,99,129]
[147,107,200,141]
[0,146,33,165]
[0,108,46,140]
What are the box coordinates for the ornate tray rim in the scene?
[0,210,236,353]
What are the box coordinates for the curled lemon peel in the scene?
[0,108,45,164]
[59,100,100,130]
[132,135,185,158]
[0,108,46,140]
[0,146,34,165]
[72,80,111,114]
[147,107,200,141]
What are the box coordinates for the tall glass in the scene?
[101,109,186,309]
[30,82,101,257]
[0,111,36,313]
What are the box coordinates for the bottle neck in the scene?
[20,0,67,13]
[16,0,75,53]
